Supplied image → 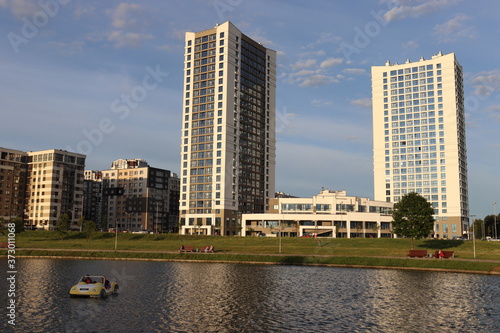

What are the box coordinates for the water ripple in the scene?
[1,258,499,332]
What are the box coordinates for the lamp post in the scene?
[471,215,476,259]
[155,201,159,234]
[124,211,131,232]
[494,203,497,240]
[114,219,118,250]
[278,218,282,254]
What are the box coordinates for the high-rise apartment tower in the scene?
[372,52,469,239]
[179,21,277,236]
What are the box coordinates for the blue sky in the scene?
[1,0,499,219]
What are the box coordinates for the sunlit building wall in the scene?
[179,21,277,236]
[372,52,469,239]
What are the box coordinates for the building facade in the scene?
[83,170,103,229]
[372,52,469,239]
[26,149,86,230]
[179,21,277,235]
[241,190,394,238]
[100,159,179,233]
[0,147,28,223]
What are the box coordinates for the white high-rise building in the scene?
[179,21,277,236]
[372,52,469,239]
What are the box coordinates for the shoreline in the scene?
[6,249,500,276]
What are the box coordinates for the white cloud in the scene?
[351,98,372,108]
[107,30,154,48]
[383,0,458,22]
[304,32,341,49]
[320,57,343,69]
[433,14,477,43]
[299,74,337,87]
[403,40,419,49]
[290,59,317,70]
[470,70,500,98]
[311,99,332,107]
[0,0,39,18]
[109,3,143,29]
[343,68,366,75]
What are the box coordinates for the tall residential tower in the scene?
[372,52,469,239]
[179,21,277,235]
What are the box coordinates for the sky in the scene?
[1,0,499,219]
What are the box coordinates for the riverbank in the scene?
[3,231,500,275]
[8,247,500,275]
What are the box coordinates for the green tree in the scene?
[392,192,435,249]
[483,214,500,238]
[84,220,96,242]
[77,216,85,232]
[56,213,70,240]
[473,219,483,240]
[12,216,25,234]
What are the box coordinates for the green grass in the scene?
[3,231,500,273]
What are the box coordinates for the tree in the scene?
[12,216,25,234]
[77,216,85,232]
[84,220,96,242]
[473,219,483,240]
[56,213,70,240]
[392,192,435,249]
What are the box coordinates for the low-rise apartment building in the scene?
[242,189,394,238]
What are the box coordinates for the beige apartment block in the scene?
[100,159,178,233]
[26,149,86,230]
[372,52,469,239]
[241,190,394,238]
[179,21,277,236]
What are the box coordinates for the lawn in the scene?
[7,230,500,259]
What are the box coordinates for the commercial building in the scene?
[241,189,394,238]
[26,149,86,230]
[0,147,28,223]
[100,159,179,233]
[372,52,469,239]
[179,21,277,235]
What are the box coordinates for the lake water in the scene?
[2,258,500,332]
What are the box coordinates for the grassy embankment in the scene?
[3,231,500,273]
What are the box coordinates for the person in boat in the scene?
[102,276,111,289]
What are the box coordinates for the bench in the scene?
[434,250,454,258]
[179,245,196,253]
[407,250,428,258]
[199,246,215,253]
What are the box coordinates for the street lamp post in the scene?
[124,211,131,232]
[278,219,282,254]
[155,201,159,234]
[471,215,476,259]
[114,219,118,250]
[494,203,497,240]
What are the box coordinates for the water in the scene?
[2,258,500,332]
